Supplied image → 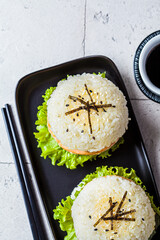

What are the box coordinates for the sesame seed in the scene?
[77,113,79,116]
[90,90,92,93]
[93,136,95,140]
[78,95,81,98]
[94,228,98,231]
[65,104,69,107]
[105,229,109,232]
[89,215,91,219]
[81,130,84,133]
[114,232,118,234]
[73,118,75,121]
[84,123,86,126]
[129,199,131,202]
[82,97,84,100]
[100,101,103,104]
[142,218,144,221]
[73,100,76,102]
[66,129,69,132]
[97,92,99,95]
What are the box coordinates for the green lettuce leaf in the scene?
[34,73,124,169]
[53,166,160,240]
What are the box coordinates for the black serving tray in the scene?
[16,56,160,239]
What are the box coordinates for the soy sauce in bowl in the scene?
[146,44,160,89]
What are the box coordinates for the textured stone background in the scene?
[0,0,160,239]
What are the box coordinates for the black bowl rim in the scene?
[134,30,160,103]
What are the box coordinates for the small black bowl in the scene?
[134,30,160,103]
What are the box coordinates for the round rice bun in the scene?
[71,176,155,240]
[47,73,129,154]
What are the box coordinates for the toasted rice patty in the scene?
[47,73,129,152]
[71,176,155,240]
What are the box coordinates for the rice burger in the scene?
[34,73,128,169]
[72,177,154,240]
[47,73,129,155]
[53,166,160,239]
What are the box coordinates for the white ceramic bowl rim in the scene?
[139,34,160,96]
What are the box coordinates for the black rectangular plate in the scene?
[16,56,160,239]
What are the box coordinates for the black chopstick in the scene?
[1,104,48,240]
[2,106,39,239]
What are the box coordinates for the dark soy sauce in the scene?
[146,44,160,88]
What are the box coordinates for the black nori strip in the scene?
[109,197,113,230]
[65,93,115,135]
[87,101,92,134]
[115,191,127,217]
[65,106,85,115]
[93,202,118,227]
[116,209,136,217]
[65,103,114,116]
[116,217,135,221]
[94,104,113,108]
[103,217,135,221]
[84,84,99,113]
[69,95,87,105]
